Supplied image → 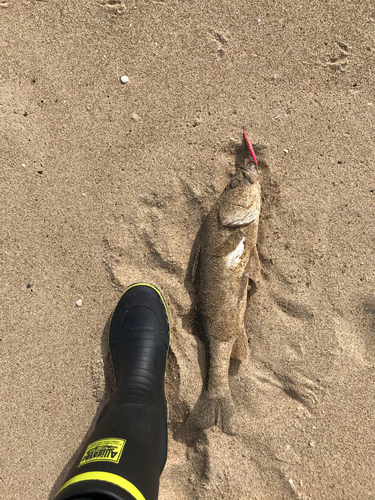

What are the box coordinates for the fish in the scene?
[188,146,261,435]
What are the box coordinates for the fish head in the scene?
[219,164,261,227]
[239,157,259,184]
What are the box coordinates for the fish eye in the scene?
[230,178,240,189]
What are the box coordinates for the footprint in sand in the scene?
[98,0,125,15]
[209,29,229,59]
[325,40,352,72]
[253,362,324,412]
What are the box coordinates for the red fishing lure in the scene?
[243,130,258,166]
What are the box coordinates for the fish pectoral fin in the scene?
[245,245,261,285]
[211,230,245,257]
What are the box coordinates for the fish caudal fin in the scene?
[231,328,249,361]
[187,389,238,435]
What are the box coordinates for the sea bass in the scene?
[188,154,261,435]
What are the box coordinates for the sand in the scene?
[1,0,374,499]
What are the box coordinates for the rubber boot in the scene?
[55,283,170,500]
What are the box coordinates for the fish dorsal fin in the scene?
[190,241,201,284]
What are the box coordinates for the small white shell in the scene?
[120,75,129,84]
[76,299,83,307]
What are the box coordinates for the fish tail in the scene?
[187,389,237,435]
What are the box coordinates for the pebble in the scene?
[120,75,129,84]
[76,299,83,307]
[131,112,142,123]
[21,163,25,167]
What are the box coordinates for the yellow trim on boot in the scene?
[56,471,145,500]
[121,282,170,331]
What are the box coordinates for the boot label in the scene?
[79,438,126,467]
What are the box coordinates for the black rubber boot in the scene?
[55,283,170,500]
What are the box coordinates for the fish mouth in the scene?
[240,165,258,184]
